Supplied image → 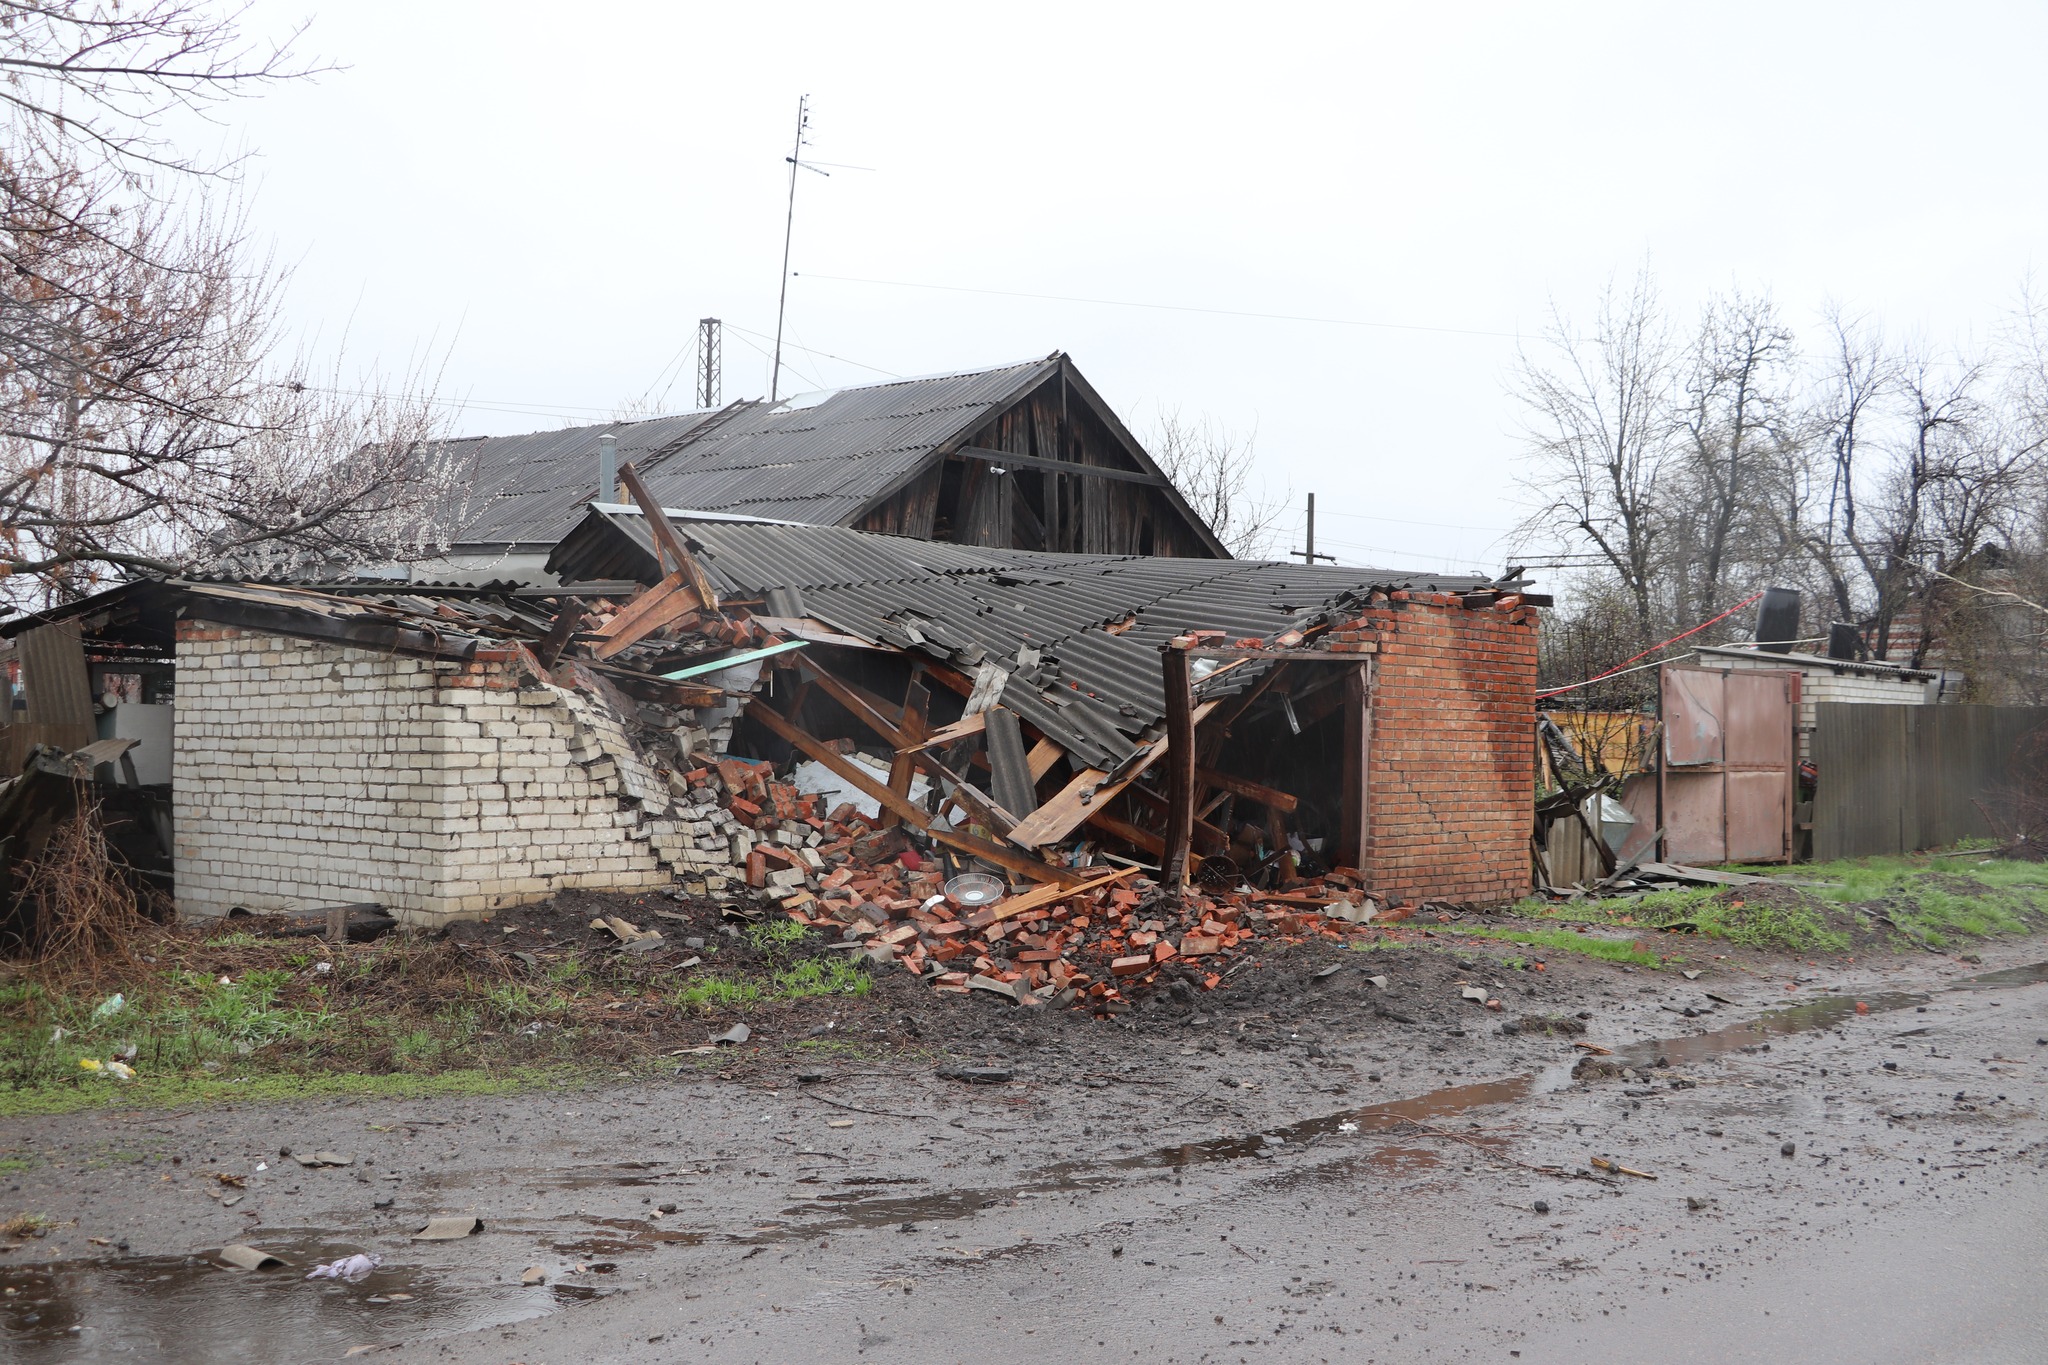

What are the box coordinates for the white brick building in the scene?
[172,621,740,924]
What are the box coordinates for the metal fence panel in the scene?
[1813,703,2047,861]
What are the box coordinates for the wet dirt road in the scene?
[5,948,2045,1363]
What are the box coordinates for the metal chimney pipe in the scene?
[597,433,618,503]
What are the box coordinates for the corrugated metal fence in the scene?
[1812,703,2048,860]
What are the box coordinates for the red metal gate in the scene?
[1657,664,1798,865]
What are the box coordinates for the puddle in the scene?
[0,1235,575,1363]
[763,959,2048,1235]
[547,1217,707,1258]
[1949,960,2048,990]
[416,1161,677,1192]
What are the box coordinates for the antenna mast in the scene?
[696,318,722,409]
[770,94,810,403]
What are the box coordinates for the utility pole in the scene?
[770,94,810,403]
[696,318,722,409]
[1289,492,1336,566]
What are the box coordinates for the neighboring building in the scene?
[1687,643,1937,761]
[423,353,1229,582]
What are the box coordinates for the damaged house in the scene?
[4,510,1540,934]
[2,354,1547,991]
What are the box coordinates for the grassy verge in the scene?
[1438,925,1662,967]
[1516,855,2048,954]
[0,917,868,1115]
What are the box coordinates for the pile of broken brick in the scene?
[672,753,1408,1015]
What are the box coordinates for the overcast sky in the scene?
[225,1,2048,578]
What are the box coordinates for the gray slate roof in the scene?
[449,358,1063,547]
[549,509,1497,773]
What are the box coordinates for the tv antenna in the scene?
[771,94,829,403]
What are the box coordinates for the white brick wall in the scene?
[172,626,738,925]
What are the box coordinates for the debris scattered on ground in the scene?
[307,1254,382,1282]
[217,1245,286,1271]
[412,1217,483,1241]
[295,1151,354,1168]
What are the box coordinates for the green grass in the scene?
[1,914,874,1112]
[1347,937,1414,953]
[1442,925,1662,967]
[671,975,764,1011]
[1514,855,2048,955]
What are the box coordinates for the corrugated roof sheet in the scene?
[549,510,1497,771]
[448,358,1060,547]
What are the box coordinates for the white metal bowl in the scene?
[944,872,1007,907]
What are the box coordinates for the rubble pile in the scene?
[653,751,1402,1014]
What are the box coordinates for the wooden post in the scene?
[1161,638,1196,894]
[1336,663,1370,871]
[534,598,586,669]
[884,677,930,828]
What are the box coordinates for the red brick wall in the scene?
[1350,591,1539,905]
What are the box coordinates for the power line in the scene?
[797,272,1526,340]
[723,321,900,379]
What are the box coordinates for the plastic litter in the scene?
[103,1060,135,1081]
[306,1253,382,1282]
[91,994,125,1021]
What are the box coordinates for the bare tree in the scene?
[1516,268,2048,701]
[0,3,456,604]
[1148,408,1288,559]
[1667,288,1800,625]
[1510,267,1675,639]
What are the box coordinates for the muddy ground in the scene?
[3,917,2046,1363]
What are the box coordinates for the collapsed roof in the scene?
[549,507,1507,773]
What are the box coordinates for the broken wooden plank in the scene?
[914,749,1020,837]
[1005,699,1222,849]
[593,570,683,638]
[746,699,1079,886]
[963,866,1138,931]
[593,578,703,660]
[533,598,586,669]
[797,659,914,748]
[1631,862,1771,887]
[899,711,986,753]
[1025,737,1062,781]
[617,462,721,611]
[1193,765,1298,814]
[884,677,931,829]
